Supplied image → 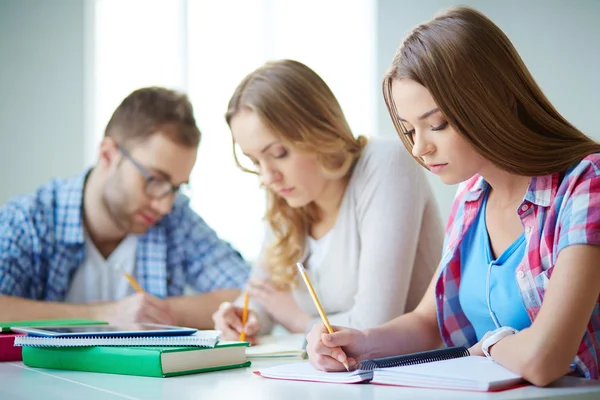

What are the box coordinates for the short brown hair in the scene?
[105,86,201,147]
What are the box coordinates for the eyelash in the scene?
[249,150,288,167]
[432,121,449,131]
[403,121,449,135]
[273,150,288,159]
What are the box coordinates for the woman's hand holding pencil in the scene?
[305,322,368,372]
[212,299,260,345]
[297,262,367,372]
[240,292,250,341]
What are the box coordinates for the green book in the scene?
[0,318,107,333]
[22,342,251,378]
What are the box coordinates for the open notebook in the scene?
[256,362,372,383]
[14,330,221,348]
[256,346,524,392]
[246,333,306,360]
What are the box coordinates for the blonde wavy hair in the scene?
[226,59,367,287]
[383,6,600,174]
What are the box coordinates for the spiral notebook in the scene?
[14,330,221,348]
[256,346,524,392]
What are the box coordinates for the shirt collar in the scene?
[464,175,488,202]
[55,169,91,245]
[464,172,558,208]
[522,173,557,207]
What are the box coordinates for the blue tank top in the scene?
[458,190,531,341]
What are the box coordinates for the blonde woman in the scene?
[306,6,600,385]
[212,59,444,344]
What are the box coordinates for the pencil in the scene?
[296,262,350,371]
[240,291,249,341]
[123,272,144,293]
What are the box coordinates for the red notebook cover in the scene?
[0,333,25,361]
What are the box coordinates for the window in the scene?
[92,0,376,262]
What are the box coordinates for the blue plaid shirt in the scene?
[0,171,251,300]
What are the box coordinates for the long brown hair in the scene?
[226,59,366,286]
[383,6,600,175]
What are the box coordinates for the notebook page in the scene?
[247,333,306,359]
[257,361,372,383]
[247,343,306,358]
[373,356,522,391]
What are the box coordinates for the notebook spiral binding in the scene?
[358,346,470,371]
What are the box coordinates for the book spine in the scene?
[164,361,252,377]
[22,346,165,377]
[0,336,22,361]
[0,347,22,361]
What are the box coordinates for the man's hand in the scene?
[93,293,176,325]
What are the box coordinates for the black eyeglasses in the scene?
[117,145,189,200]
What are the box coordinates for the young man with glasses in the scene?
[0,87,250,329]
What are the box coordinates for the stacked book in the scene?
[2,320,249,378]
[0,318,107,362]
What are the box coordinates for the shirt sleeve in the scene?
[0,203,37,297]
[174,197,251,293]
[557,162,600,254]
[309,143,443,330]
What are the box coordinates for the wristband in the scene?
[482,326,518,361]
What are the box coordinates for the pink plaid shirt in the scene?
[435,153,600,379]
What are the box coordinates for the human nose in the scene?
[259,162,281,186]
[151,193,175,216]
[411,129,434,158]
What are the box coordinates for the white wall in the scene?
[2,0,598,224]
[0,0,88,205]
[376,0,600,224]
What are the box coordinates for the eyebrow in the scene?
[241,141,282,160]
[148,167,189,185]
[260,141,280,154]
[148,167,172,181]
[398,108,440,122]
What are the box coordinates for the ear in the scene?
[98,137,120,170]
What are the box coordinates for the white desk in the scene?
[1,360,600,400]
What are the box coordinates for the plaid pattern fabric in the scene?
[436,154,600,379]
[0,170,250,300]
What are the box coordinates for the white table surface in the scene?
[2,358,600,400]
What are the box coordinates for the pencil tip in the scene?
[343,361,350,372]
